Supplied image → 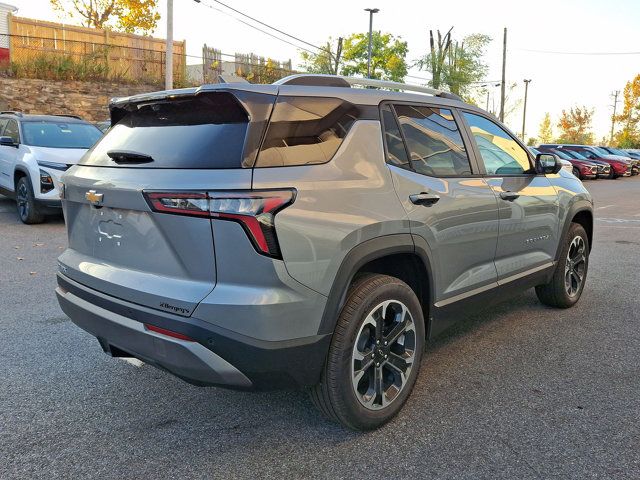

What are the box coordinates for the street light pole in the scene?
[364,8,379,79]
[165,0,174,90]
[521,79,531,140]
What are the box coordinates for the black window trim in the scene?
[379,100,483,179]
[456,107,542,178]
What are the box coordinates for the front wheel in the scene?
[536,223,589,308]
[310,274,425,431]
[16,176,45,224]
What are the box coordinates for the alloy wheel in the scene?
[351,300,416,410]
[16,181,29,221]
[565,235,586,297]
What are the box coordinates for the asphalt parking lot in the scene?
[1,177,639,480]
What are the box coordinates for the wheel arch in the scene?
[317,234,435,338]
[13,165,31,189]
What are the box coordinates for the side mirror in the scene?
[536,153,562,174]
[0,136,16,147]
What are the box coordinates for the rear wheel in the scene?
[16,176,45,224]
[536,223,589,308]
[310,274,425,431]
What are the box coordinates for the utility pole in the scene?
[610,90,620,144]
[499,27,507,122]
[165,0,174,90]
[521,79,532,140]
[364,8,379,78]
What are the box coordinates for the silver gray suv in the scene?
[56,75,593,430]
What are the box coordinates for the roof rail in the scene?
[0,110,22,117]
[51,114,83,120]
[274,74,464,102]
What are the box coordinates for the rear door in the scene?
[460,111,559,280]
[59,89,275,316]
[382,103,500,305]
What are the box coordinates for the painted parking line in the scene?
[597,217,640,224]
[596,205,616,210]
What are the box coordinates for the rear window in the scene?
[255,96,359,167]
[80,92,250,169]
[23,121,102,149]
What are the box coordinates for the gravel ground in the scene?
[0,177,639,479]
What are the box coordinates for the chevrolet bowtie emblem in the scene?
[85,190,104,206]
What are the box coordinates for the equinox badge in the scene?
[85,190,104,206]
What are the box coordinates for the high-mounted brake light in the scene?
[143,189,296,258]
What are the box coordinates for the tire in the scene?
[608,168,616,179]
[572,167,581,179]
[310,273,425,431]
[535,223,589,308]
[16,176,45,224]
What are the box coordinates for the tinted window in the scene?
[22,122,102,149]
[4,120,20,144]
[256,96,358,167]
[0,119,8,136]
[81,92,249,169]
[463,112,533,175]
[380,104,409,167]
[394,105,471,177]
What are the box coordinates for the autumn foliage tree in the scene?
[613,74,640,148]
[340,32,408,82]
[557,106,594,144]
[538,113,553,143]
[50,0,160,34]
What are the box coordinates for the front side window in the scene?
[22,122,102,149]
[394,105,472,177]
[463,112,534,175]
[4,120,20,144]
[256,96,359,167]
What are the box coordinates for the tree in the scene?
[557,106,594,144]
[340,32,408,82]
[613,74,640,148]
[538,113,553,143]
[299,37,343,75]
[50,0,160,34]
[526,137,538,146]
[416,28,491,97]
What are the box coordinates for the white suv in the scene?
[0,112,102,223]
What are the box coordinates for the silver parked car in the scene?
[56,75,594,430]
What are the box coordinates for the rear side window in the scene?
[394,105,472,177]
[81,92,250,169]
[380,104,410,167]
[256,96,359,167]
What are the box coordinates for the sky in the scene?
[9,0,640,140]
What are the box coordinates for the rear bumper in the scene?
[56,273,331,390]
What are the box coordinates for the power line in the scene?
[193,0,334,58]
[517,48,640,56]
[193,0,318,55]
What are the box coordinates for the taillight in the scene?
[143,189,296,258]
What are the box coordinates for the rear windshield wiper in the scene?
[107,150,154,164]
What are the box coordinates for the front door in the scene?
[460,111,559,280]
[381,103,500,305]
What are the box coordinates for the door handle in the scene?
[409,192,440,206]
[499,191,520,201]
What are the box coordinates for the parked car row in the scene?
[536,144,639,180]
